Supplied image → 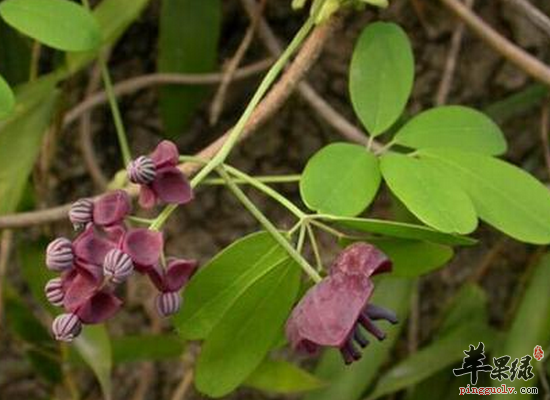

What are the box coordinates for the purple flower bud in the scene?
[103,249,134,284]
[52,313,82,342]
[155,291,181,317]
[46,238,74,272]
[45,278,64,306]
[69,197,94,229]
[127,156,156,184]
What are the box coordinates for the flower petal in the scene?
[330,243,392,278]
[72,225,116,266]
[164,258,198,292]
[123,228,163,267]
[286,273,373,351]
[93,190,131,226]
[63,268,101,312]
[150,140,179,169]
[76,291,123,324]
[152,168,193,205]
[138,185,157,209]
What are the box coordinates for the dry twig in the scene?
[440,0,550,86]
[0,230,14,329]
[0,19,338,229]
[540,98,550,179]
[502,0,550,39]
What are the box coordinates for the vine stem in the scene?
[81,0,132,166]
[190,16,315,187]
[218,166,322,283]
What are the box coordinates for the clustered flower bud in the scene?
[46,238,74,272]
[52,313,82,342]
[128,156,156,185]
[103,249,134,284]
[155,291,181,317]
[45,140,198,341]
[68,197,94,229]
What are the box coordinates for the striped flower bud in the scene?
[52,313,82,342]
[103,249,134,284]
[46,238,74,272]
[127,156,156,185]
[45,278,64,307]
[69,197,94,229]
[155,291,181,317]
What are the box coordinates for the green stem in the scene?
[225,166,306,218]
[126,216,156,225]
[190,16,315,187]
[81,0,131,166]
[296,224,307,253]
[306,223,323,271]
[218,166,321,283]
[203,174,301,186]
[149,204,177,231]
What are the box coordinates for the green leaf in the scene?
[112,335,185,364]
[349,22,414,136]
[368,323,497,399]
[492,253,550,399]
[0,18,31,85]
[245,359,325,394]
[195,259,300,397]
[367,238,453,277]
[439,283,488,335]
[419,148,550,244]
[0,0,102,51]
[0,74,14,119]
[381,153,477,234]
[300,143,381,216]
[0,77,58,215]
[4,288,62,383]
[175,232,289,340]
[158,0,221,137]
[74,325,112,400]
[325,216,476,246]
[393,106,507,155]
[304,277,413,400]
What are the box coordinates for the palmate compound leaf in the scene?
[393,106,507,155]
[195,258,301,397]
[380,153,478,235]
[174,232,289,340]
[0,0,102,52]
[300,143,381,217]
[349,22,414,136]
[418,148,550,244]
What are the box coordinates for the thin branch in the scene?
[502,0,550,39]
[209,0,266,125]
[0,20,337,229]
[0,230,13,330]
[240,0,377,149]
[80,62,109,189]
[63,59,273,128]
[435,0,474,106]
[440,0,550,86]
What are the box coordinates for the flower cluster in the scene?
[285,243,397,364]
[46,141,197,342]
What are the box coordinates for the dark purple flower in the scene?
[128,141,193,209]
[46,238,74,272]
[155,291,181,317]
[69,197,94,230]
[285,243,397,364]
[45,277,64,306]
[92,190,131,227]
[147,258,198,293]
[103,249,134,284]
[122,228,164,272]
[52,313,82,342]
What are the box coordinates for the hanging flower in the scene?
[285,243,397,364]
[68,190,131,230]
[127,141,193,209]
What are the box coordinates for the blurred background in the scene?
[1,0,550,399]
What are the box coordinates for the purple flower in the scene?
[155,291,181,317]
[46,238,74,272]
[285,243,397,364]
[45,277,64,306]
[52,313,82,342]
[92,190,131,227]
[147,258,198,293]
[122,228,164,272]
[127,141,193,209]
[69,197,94,230]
